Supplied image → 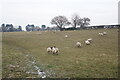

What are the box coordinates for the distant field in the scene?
[2,29,118,78]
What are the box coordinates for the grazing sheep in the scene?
[65,35,68,38]
[52,46,59,54]
[98,32,103,36]
[52,47,56,54]
[47,47,52,53]
[85,40,90,45]
[76,41,82,48]
[55,47,59,53]
[47,46,59,55]
[87,38,92,43]
[103,32,107,35]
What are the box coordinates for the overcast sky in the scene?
[0,0,119,30]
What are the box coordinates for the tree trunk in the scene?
[60,28,64,31]
[80,25,84,29]
[58,26,63,31]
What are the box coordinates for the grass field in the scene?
[2,29,118,78]
[0,32,2,79]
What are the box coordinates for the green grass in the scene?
[2,29,118,78]
[0,32,2,79]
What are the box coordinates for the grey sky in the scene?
[1,0,119,30]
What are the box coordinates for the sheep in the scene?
[52,47,56,54]
[47,47,52,53]
[47,46,59,55]
[65,35,68,38]
[103,32,107,35]
[85,40,90,45]
[98,32,103,36]
[76,41,82,48]
[87,38,92,43]
[55,47,59,53]
[52,46,59,54]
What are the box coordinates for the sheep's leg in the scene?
[52,52,55,55]
[56,52,58,55]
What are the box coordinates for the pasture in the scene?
[2,29,118,78]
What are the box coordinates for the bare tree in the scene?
[71,14,90,29]
[78,18,83,28]
[71,14,80,28]
[51,16,70,31]
[82,17,90,28]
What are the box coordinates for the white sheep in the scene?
[85,40,90,45]
[103,32,107,35]
[47,47,52,53]
[65,35,68,38]
[98,32,103,36]
[76,41,82,48]
[87,38,92,43]
[47,46,59,54]
[52,46,59,54]
[55,47,59,53]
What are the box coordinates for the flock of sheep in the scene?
[47,46,59,55]
[47,31,107,55]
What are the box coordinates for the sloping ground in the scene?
[2,29,118,78]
